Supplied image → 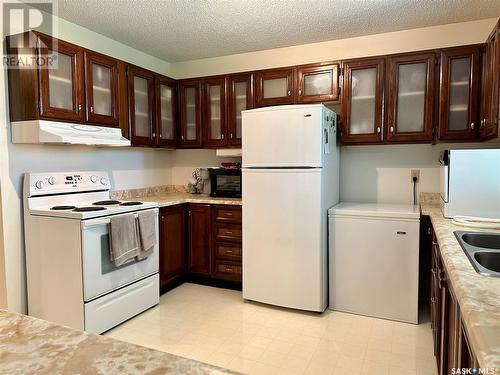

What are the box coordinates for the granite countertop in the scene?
[420,201,500,371]
[138,192,241,208]
[0,309,235,375]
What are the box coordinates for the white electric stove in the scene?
[23,171,160,334]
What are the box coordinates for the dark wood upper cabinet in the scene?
[227,73,253,147]
[127,65,155,146]
[255,68,294,107]
[386,52,435,143]
[37,34,84,123]
[341,58,385,144]
[480,24,499,140]
[295,62,340,103]
[179,79,203,148]
[155,75,177,147]
[439,47,480,141]
[187,204,212,276]
[159,205,186,288]
[202,76,227,147]
[84,51,119,127]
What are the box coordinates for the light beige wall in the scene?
[170,18,498,78]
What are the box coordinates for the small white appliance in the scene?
[329,203,420,324]
[23,171,159,334]
[439,149,500,219]
[242,104,339,312]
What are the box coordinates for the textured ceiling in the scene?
[49,0,500,62]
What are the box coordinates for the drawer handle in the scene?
[225,212,233,216]
[225,267,233,272]
[225,231,233,235]
[225,250,234,253]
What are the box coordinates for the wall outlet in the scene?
[411,169,420,183]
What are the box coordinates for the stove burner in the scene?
[93,200,121,206]
[51,205,76,210]
[73,206,107,212]
[120,201,143,206]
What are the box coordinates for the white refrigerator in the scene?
[242,104,339,312]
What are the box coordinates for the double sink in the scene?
[454,232,500,277]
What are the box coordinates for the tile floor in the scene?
[105,283,438,375]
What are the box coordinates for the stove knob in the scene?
[90,175,98,183]
[35,180,43,189]
[100,178,108,185]
[47,177,55,185]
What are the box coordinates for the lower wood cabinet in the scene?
[159,203,242,290]
[187,204,212,276]
[159,205,186,288]
[212,205,242,281]
[427,222,477,375]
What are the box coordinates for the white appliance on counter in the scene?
[23,171,159,334]
[439,149,500,219]
[329,203,420,324]
[242,104,339,312]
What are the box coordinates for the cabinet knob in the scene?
[376,127,381,134]
[159,133,163,138]
[152,132,156,138]
[287,90,291,96]
[390,126,394,133]
[77,104,82,112]
[181,135,184,141]
[298,89,302,96]
[222,133,225,140]
[230,133,233,139]
[470,122,475,130]
[90,106,94,113]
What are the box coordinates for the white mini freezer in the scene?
[328,202,420,323]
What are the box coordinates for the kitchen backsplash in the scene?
[111,185,187,200]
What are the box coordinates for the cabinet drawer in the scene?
[214,206,242,223]
[216,243,241,261]
[216,225,241,241]
[215,261,241,281]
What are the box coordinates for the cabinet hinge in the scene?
[434,57,439,65]
[339,67,344,76]
[37,101,41,113]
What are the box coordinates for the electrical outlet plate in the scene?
[411,169,420,183]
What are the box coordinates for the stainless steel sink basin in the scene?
[461,233,500,249]
[474,252,500,273]
[454,231,500,277]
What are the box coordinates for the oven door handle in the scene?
[82,211,158,229]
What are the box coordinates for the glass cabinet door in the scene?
[227,73,253,146]
[296,63,339,103]
[386,53,435,142]
[341,58,385,143]
[84,52,119,126]
[128,66,155,145]
[37,35,84,122]
[479,30,498,140]
[203,77,226,147]
[155,76,177,147]
[255,68,294,107]
[179,79,202,147]
[439,47,480,141]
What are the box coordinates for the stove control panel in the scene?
[27,171,111,196]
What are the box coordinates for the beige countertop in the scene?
[420,203,500,371]
[139,192,242,207]
[0,309,235,375]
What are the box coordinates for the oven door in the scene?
[81,208,159,302]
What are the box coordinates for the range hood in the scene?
[11,120,131,146]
